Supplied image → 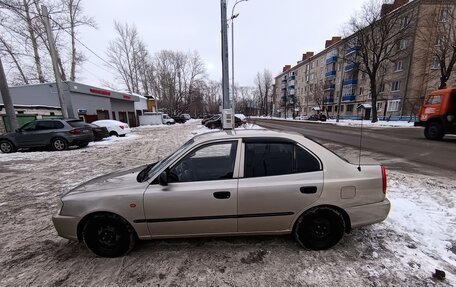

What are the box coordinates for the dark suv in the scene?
[0,119,94,153]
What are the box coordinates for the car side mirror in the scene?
[159,171,168,186]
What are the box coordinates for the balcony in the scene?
[281,78,287,83]
[346,47,357,55]
[344,63,357,71]
[343,79,358,86]
[288,89,296,95]
[288,80,295,87]
[342,95,356,102]
[324,83,336,90]
[288,75,295,80]
[281,83,286,90]
[288,95,295,105]
[325,70,336,78]
[326,56,337,65]
[324,97,334,104]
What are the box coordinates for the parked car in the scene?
[52,129,390,257]
[65,119,109,142]
[171,115,187,124]
[201,114,217,125]
[0,119,94,153]
[182,114,191,120]
[92,120,131,137]
[307,113,327,122]
[205,115,244,129]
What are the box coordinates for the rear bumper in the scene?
[52,213,80,241]
[346,198,391,228]
[68,134,94,144]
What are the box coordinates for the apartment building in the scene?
[273,0,456,120]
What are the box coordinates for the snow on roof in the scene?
[358,103,372,109]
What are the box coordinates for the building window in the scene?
[50,112,55,116]
[395,61,403,71]
[359,87,364,95]
[376,101,384,112]
[340,105,345,112]
[346,104,354,112]
[387,100,400,112]
[392,81,401,91]
[431,56,440,69]
[439,8,449,22]
[435,34,446,46]
[399,39,408,50]
[400,15,410,28]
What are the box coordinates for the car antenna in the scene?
[357,111,364,172]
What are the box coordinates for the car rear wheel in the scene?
[0,140,17,153]
[424,122,444,140]
[109,131,119,137]
[51,138,68,151]
[82,214,136,257]
[294,207,345,250]
[210,123,216,129]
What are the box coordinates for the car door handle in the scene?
[300,186,317,194]
[213,191,231,199]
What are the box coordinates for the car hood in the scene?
[65,165,148,195]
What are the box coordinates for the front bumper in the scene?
[52,213,80,241]
[346,198,391,228]
[414,121,425,127]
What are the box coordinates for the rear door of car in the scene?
[143,139,242,237]
[237,138,324,233]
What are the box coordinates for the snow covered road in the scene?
[0,121,454,286]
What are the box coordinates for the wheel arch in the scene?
[292,204,352,234]
[77,211,138,242]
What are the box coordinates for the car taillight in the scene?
[119,125,124,129]
[381,165,387,194]
[69,129,80,135]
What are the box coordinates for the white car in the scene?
[92,120,131,137]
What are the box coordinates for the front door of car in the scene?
[15,121,42,147]
[143,140,241,237]
[237,140,324,233]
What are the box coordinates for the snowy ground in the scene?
[0,121,455,286]
[253,116,417,128]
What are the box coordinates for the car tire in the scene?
[424,121,444,140]
[320,115,327,122]
[0,140,17,153]
[166,122,172,125]
[109,131,119,137]
[78,142,89,148]
[210,123,216,129]
[51,137,68,151]
[82,213,136,258]
[294,207,345,250]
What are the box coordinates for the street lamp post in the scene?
[230,0,248,127]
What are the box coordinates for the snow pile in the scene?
[88,134,139,146]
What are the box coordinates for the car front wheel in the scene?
[82,214,136,257]
[51,138,68,151]
[294,207,345,250]
[0,140,17,153]
[424,122,444,140]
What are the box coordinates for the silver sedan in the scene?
[52,129,390,257]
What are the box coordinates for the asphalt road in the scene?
[250,118,456,177]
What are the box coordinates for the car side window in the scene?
[21,121,37,131]
[36,121,60,130]
[244,142,320,178]
[168,141,238,183]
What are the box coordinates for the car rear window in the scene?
[67,121,87,128]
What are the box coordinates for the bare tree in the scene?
[254,69,273,115]
[346,0,414,122]
[417,1,456,89]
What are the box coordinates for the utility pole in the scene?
[0,56,18,132]
[41,5,70,119]
[220,0,231,129]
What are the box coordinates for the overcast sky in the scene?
[78,0,367,89]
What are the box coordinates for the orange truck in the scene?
[414,87,456,140]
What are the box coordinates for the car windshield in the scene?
[143,138,195,181]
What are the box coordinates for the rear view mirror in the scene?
[159,171,168,186]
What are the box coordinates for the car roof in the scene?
[192,129,304,143]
